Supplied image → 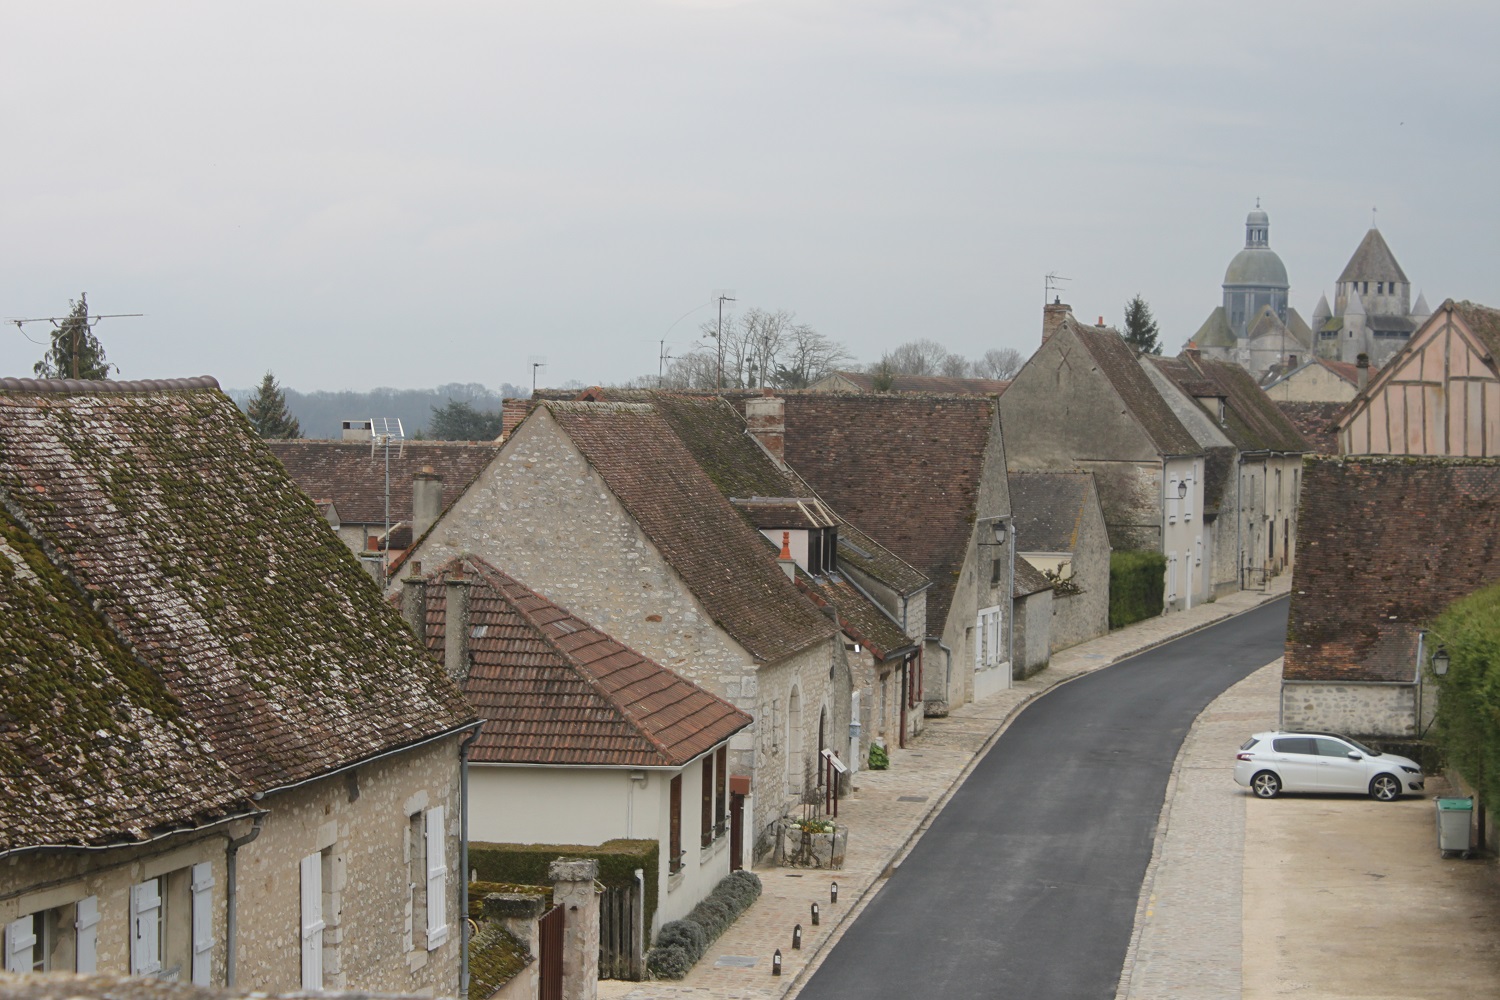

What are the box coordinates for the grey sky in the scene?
[4,1,1496,393]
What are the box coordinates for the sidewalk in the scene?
[601,579,1293,1000]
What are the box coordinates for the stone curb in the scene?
[783,587,1292,999]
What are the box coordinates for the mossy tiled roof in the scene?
[0,378,476,854]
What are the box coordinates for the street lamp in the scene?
[1433,648,1450,676]
[1177,480,1189,500]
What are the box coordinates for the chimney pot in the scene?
[745,394,787,467]
[444,568,471,684]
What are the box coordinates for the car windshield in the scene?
[1340,735,1381,756]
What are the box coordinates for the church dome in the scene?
[1247,208,1269,228]
[1224,247,1288,288]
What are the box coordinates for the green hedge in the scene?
[646,870,762,979]
[1110,550,1166,629]
[1432,583,1500,806]
[469,839,659,934]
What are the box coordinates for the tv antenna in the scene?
[528,355,547,395]
[709,289,737,389]
[371,417,405,576]
[8,292,143,378]
[1044,273,1071,304]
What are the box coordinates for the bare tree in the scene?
[874,338,957,376]
[972,347,1024,380]
[663,308,851,390]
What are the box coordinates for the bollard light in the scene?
[811,902,820,926]
[830,881,839,904]
[773,949,782,976]
[792,924,802,949]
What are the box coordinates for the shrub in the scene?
[645,869,765,979]
[868,742,889,769]
[1110,550,1166,629]
[1432,582,1500,806]
[469,839,658,933]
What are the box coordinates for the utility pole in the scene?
[715,292,736,389]
[9,294,142,378]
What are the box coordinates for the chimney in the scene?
[341,419,374,442]
[777,531,796,581]
[1356,353,1370,391]
[745,390,786,467]
[401,560,426,646]
[444,565,471,684]
[1287,353,1298,368]
[1043,298,1072,343]
[412,467,443,542]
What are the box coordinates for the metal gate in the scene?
[539,903,565,1000]
[598,881,645,980]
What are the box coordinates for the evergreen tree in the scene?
[429,399,502,440]
[1122,295,1162,355]
[33,293,116,379]
[246,371,302,439]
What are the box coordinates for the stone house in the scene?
[400,399,846,861]
[1337,300,1500,457]
[1002,304,1210,611]
[399,555,750,934]
[754,391,1024,714]
[1143,351,1309,594]
[1261,356,1365,403]
[267,437,499,561]
[1008,471,1111,652]
[653,391,928,763]
[1284,456,1500,737]
[0,377,478,994]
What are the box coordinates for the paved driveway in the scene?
[798,600,1291,1000]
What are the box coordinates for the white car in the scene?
[1234,731,1425,801]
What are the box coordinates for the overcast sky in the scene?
[4,1,1496,393]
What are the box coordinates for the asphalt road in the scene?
[798,597,1290,1000]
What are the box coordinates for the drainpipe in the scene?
[225,813,266,987]
[1007,519,1017,678]
[459,723,483,999]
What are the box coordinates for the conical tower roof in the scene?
[1338,228,1408,284]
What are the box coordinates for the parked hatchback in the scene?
[1234,731,1424,801]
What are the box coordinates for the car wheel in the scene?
[1369,774,1401,801]
[1251,771,1281,798]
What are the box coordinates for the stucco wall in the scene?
[1,736,464,993]
[1011,589,1052,678]
[1265,367,1357,403]
[1280,682,1416,738]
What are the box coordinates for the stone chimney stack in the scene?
[745,389,786,467]
[401,561,427,646]
[1043,298,1073,343]
[444,565,471,685]
[1356,353,1370,392]
[411,467,443,543]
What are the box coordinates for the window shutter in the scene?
[4,915,35,973]
[131,879,163,976]
[75,896,100,973]
[700,753,714,848]
[1183,477,1194,520]
[191,862,214,985]
[1167,474,1179,522]
[669,775,683,872]
[300,853,324,988]
[715,746,728,834]
[425,807,448,949]
[1167,553,1177,600]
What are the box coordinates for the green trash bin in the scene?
[1437,797,1474,858]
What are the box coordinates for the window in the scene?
[975,607,1002,668]
[668,775,684,874]
[130,866,208,982]
[715,747,730,834]
[700,752,715,848]
[7,896,99,974]
[408,808,449,954]
[1273,737,1317,755]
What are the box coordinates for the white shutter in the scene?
[1183,477,1194,520]
[191,863,214,986]
[300,853,324,989]
[1167,553,1177,601]
[75,897,99,973]
[5,915,35,973]
[131,880,163,975]
[425,806,449,949]
[1167,474,1179,522]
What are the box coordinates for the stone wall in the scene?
[1011,588,1053,678]
[1280,681,1416,738]
[1045,481,1111,652]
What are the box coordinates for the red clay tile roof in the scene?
[416,557,750,766]
[1285,456,1500,683]
[1013,557,1054,598]
[1451,300,1500,360]
[1276,401,1346,455]
[1066,320,1201,456]
[0,379,476,853]
[769,393,999,637]
[268,439,500,526]
[795,573,915,661]
[1149,353,1309,454]
[1317,358,1362,386]
[820,371,1011,395]
[544,401,838,662]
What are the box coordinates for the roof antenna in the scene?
[1044,272,1071,304]
[371,417,405,577]
[528,355,547,396]
[1372,205,1378,229]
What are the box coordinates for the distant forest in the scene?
[225,382,530,440]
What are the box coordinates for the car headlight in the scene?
[1401,766,1421,774]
